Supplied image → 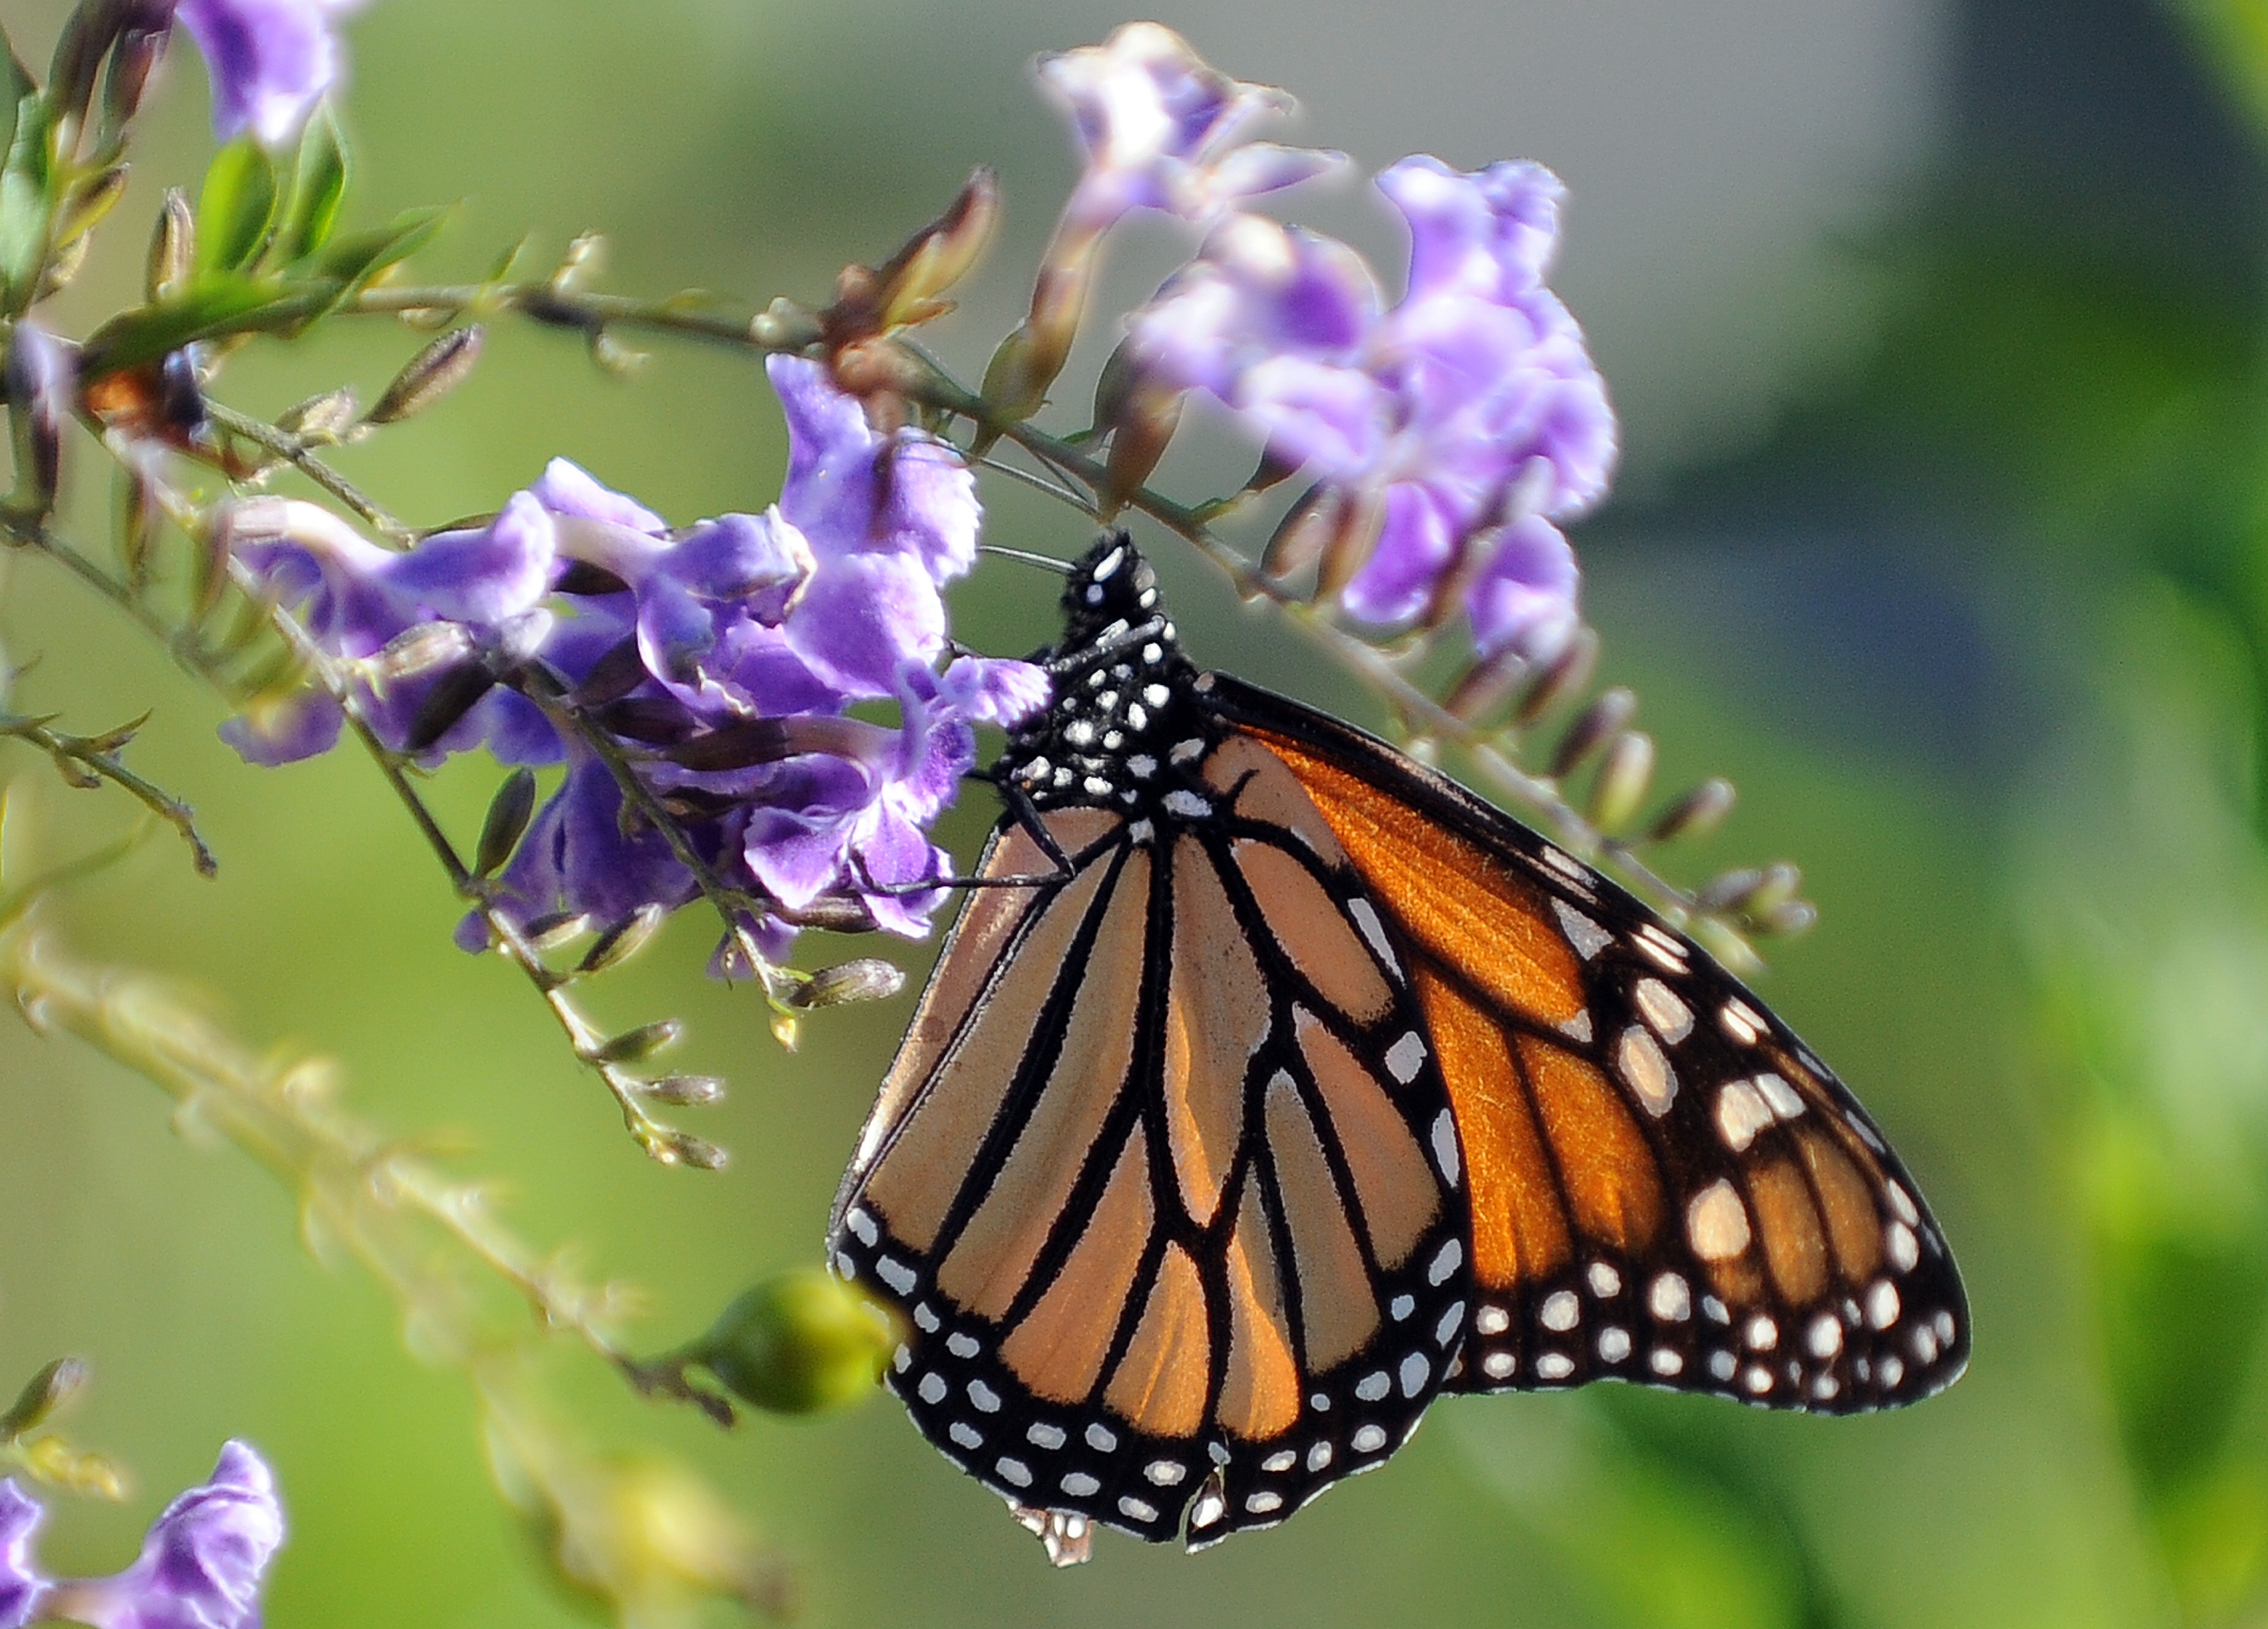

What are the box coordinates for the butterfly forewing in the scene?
[1213,679,1969,1412]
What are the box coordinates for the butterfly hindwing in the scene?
[1210,675,1969,1412]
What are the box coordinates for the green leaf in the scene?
[309,204,451,289]
[195,137,277,273]
[79,272,317,376]
[0,85,53,311]
[280,104,349,261]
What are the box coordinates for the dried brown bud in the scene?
[1550,686,1636,779]
[1647,777,1737,844]
[1514,626,1600,726]
[276,387,360,441]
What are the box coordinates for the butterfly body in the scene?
[828,536,1966,1556]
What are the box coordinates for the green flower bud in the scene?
[696,1269,896,1415]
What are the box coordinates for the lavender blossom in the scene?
[1127,155,1617,660]
[176,0,368,145]
[0,1442,284,1629]
[228,358,1047,955]
[1038,23,1343,233]
[987,23,1343,423]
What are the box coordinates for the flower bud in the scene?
[147,187,194,302]
[1443,649,1533,727]
[1514,625,1599,726]
[578,905,667,975]
[694,1269,896,1414]
[640,1073,725,1107]
[367,327,484,425]
[6,323,75,513]
[782,958,906,1010]
[1261,485,1339,584]
[475,768,538,880]
[824,169,999,348]
[1549,686,1635,779]
[1586,729,1654,833]
[522,910,590,951]
[1647,777,1736,844]
[57,166,129,249]
[593,1018,684,1065]
[275,387,358,441]
[0,1358,88,1442]
[1314,485,1389,603]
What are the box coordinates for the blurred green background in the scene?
[5,0,2266,1623]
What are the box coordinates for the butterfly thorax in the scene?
[998,535,1219,817]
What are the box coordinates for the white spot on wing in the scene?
[1535,1352,1576,1380]
[1427,1237,1463,1286]
[1687,1181,1752,1261]
[1720,999,1764,1045]
[1754,1071,1805,1120]
[1163,789,1213,819]
[1482,1352,1517,1380]
[1618,1026,1678,1116]
[1399,1352,1430,1396]
[1599,1327,1632,1362]
[1588,1262,1622,1297]
[1542,1290,1580,1331]
[1633,978,1694,1043]
[1715,1080,1774,1152]
[1386,1032,1427,1085]
[1352,1424,1389,1453]
[1553,899,1613,959]
[1346,898,1400,975]
[845,1208,878,1246]
[1430,1110,1461,1185]
[875,1256,916,1296]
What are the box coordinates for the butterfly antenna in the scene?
[978,544,1075,576]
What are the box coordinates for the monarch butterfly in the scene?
[827,533,1966,1562]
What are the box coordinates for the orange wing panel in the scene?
[1517,1035,1662,1255]
[1413,967,1569,1290]
[1253,730,1587,1029]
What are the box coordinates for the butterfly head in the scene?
[996,534,1216,813]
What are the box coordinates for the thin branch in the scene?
[203,401,408,540]
[0,710,216,876]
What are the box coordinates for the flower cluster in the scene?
[223,357,1049,951]
[0,1442,282,1629]
[1016,26,1615,664]
[1125,154,1616,661]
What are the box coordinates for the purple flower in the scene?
[0,1442,284,1629]
[231,362,1047,956]
[176,0,367,145]
[1037,22,1344,232]
[1126,155,1618,660]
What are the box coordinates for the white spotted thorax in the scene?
[999,536,1217,827]
[829,532,1969,1565]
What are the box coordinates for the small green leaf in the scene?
[195,137,277,272]
[309,204,451,289]
[0,88,54,310]
[280,104,349,261]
